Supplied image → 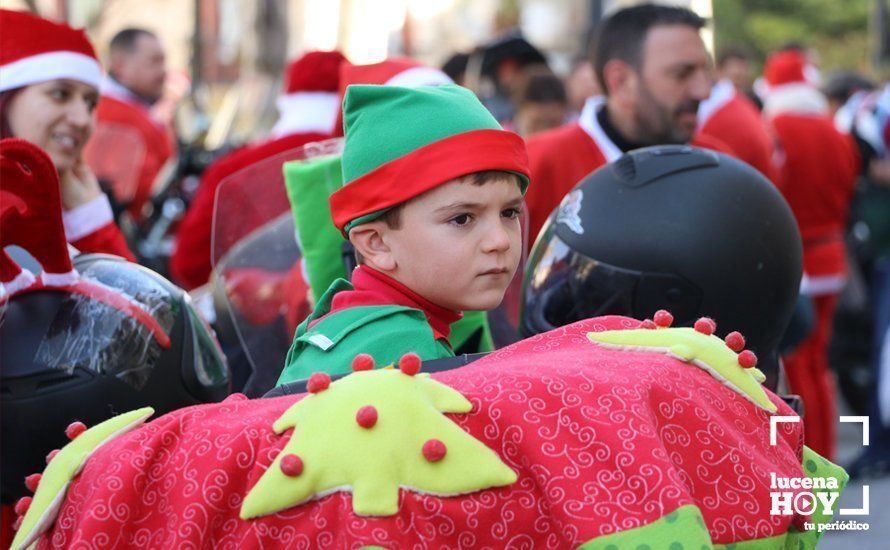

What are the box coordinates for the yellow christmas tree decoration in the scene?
[241,368,517,518]
[11,407,155,550]
[588,326,776,413]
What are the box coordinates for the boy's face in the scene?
[380,175,523,312]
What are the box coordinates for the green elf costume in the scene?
[276,84,530,384]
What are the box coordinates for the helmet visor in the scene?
[521,223,702,335]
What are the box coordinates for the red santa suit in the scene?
[763,50,860,459]
[86,77,174,221]
[697,79,777,182]
[169,51,346,290]
[525,96,735,243]
[0,9,134,262]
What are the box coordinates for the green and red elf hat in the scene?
[330,84,530,236]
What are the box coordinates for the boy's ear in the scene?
[349,222,397,272]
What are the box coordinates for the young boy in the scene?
[276,84,530,384]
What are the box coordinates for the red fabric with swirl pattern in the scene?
[40,316,806,548]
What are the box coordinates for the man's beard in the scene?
[634,84,699,145]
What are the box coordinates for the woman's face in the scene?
[7,79,99,173]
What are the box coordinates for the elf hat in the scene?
[273,50,348,137]
[0,9,102,93]
[332,58,453,137]
[330,84,530,235]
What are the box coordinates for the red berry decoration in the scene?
[399,352,422,376]
[725,331,746,352]
[12,516,22,531]
[279,454,304,477]
[738,349,758,369]
[65,421,87,440]
[306,372,331,394]
[45,449,60,465]
[351,353,375,372]
[694,317,716,335]
[638,319,657,330]
[356,405,378,429]
[24,473,41,493]
[422,439,447,462]
[653,309,674,328]
[14,496,31,516]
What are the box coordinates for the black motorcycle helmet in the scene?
[521,146,803,389]
[1,253,230,504]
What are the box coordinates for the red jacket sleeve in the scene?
[63,194,136,261]
[70,222,136,261]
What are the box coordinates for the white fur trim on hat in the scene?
[2,268,36,295]
[40,269,78,287]
[0,51,102,92]
[763,83,828,117]
[384,66,453,88]
[270,91,340,138]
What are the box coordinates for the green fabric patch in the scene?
[577,504,712,549]
[243,369,517,518]
[587,327,775,412]
[283,154,347,303]
[450,310,494,353]
[341,84,503,184]
[277,294,454,385]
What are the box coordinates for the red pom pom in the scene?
[351,353,375,372]
[24,473,41,493]
[694,317,716,335]
[356,405,378,429]
[12,516,22,531]
[399,352,422,376]
[725,331,746,352]
[306,372,331,394]
[45,449,60,465]
[653,310,674,328]
[738,349,758,369]
[638,319,657,330]
[279,454,304,477]
[14,496,32,516]
[422,439,447,462]
[65,421,87,440]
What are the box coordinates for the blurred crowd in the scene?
[1,2,889,545]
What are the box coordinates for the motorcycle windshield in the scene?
[210,138,343,396]
[83,123,147,206]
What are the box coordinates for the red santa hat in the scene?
[760,49,827,115]
[271,50,348,138]
[763,49,809,88]
[0,138,171,345]
[0,138,77,292]
[332,58,453,136]
[0,9,102,93]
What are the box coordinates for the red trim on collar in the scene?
[330,128,529,235]
[329,265,461,340]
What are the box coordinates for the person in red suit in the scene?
[524,4,734,244]
[85,28,173,222]
[0,9,134,261]
[696,69,777,182]
[763,48,861,460]
[169,51,347,290]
